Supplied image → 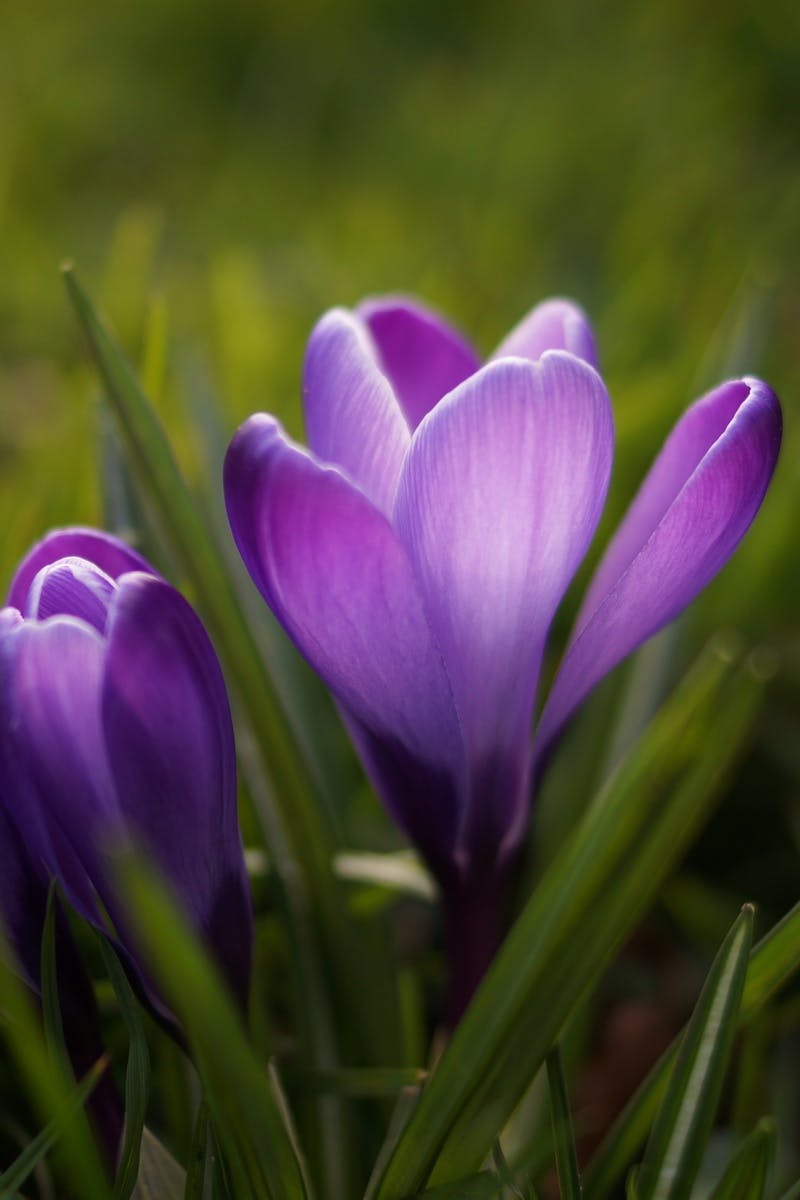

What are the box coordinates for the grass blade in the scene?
[116,853,311,1200]
[0,1056,107,1197]
[546,1046,582,1200]
[706,1117,775,1200]
[184,1103,210,1200]
[636,905,754,1200]
[371,642,763,1195]
[97,940,151,1200]
[583,899,800,1200]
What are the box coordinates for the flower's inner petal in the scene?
[492,298,599,369]
[536,378,782,763]
[1,617,120,922]
[26,558,117,633]
[395,353,614,866]
[359,297,481,430]
[224,414,467,870]
[303,308,410,514]
[7,527,154,612]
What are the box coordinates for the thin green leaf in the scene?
[584,899,800,1200]
[63,263,400,1076]
[546,1046,582,1200]
[0,1055,107,1197]
[636,905,754,1200]
[372,642,762,1196]
[775,1180,800,1200]
[98,940,151,1200]
[116,853,310,1200]
[414,1172,502,1198]
[184,1103,210,1200]
[40,882,67,1067]
[706,1118,775,1200]
[290,1067,427,1098]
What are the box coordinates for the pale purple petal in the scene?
[358,297,481,429]
[536,378,782,759]
[394,353,614,863]
[8,527,154,612]
[225,414,466,866]
[103,574,251,1007]
[303,308,410,514]
[26,559,116,632]
[492,298,599,369]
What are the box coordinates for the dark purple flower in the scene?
[224,296,781,1012]
[0,528,252,1022]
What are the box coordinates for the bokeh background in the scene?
[2,0,800,1180]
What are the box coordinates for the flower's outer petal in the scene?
[358,297,481,429]
[102,573,252,1009]
[225,415,466,869]
[492,298,599,369]
[26,559,117,632]
[7,527,154,612]
[536,378,782,759]
[395,353,614,866]
[0,800,46,988]
[303,308,410,514]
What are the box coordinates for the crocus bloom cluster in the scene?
[0,529,252,1023]
[225,296,781,1006]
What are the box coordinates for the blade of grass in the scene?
[705,1117,775,1200]
[583,898,800,1200]
[97,940,151,1200]
[546,1046,581,1200]
[0,1056,107,1197]
[183,1103,209,1200]
[636,905,754,1200]
[63,264,399,1071]
[372,642,762,1195]
[116,852,311,1200]
[0,940,111,1198]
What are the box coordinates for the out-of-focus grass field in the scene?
[2,0,800,1099]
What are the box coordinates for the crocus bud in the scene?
[225,295,781,1016]
[0,528,252,1023]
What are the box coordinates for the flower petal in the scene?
[102,574,252,1008]
[7,527,154,612]
[358,297,481,429]
[0,617,118,924]
[536,378,782,759]
[492,298,599,369]
[303,307,410,513]
[394,353,614,863]
[26,559,116,632]
[225,414,466,869]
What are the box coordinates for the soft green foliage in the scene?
[2,3,800,1196]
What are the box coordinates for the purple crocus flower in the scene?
[224,296,781,1015]
[0,528,252,1023]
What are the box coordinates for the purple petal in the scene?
[303,308,410,514]
[536,378,782,759]
[26,559,116,632]
[358,297,481,429]
[492,298,599,369]
[225,414,466,866]
[1,618,118,923]
[7,527,154,612]
[394,353,614,864]
[0,801,46,988]
[102,574,252,1008]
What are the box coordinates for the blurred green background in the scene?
[2,0,800,862]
